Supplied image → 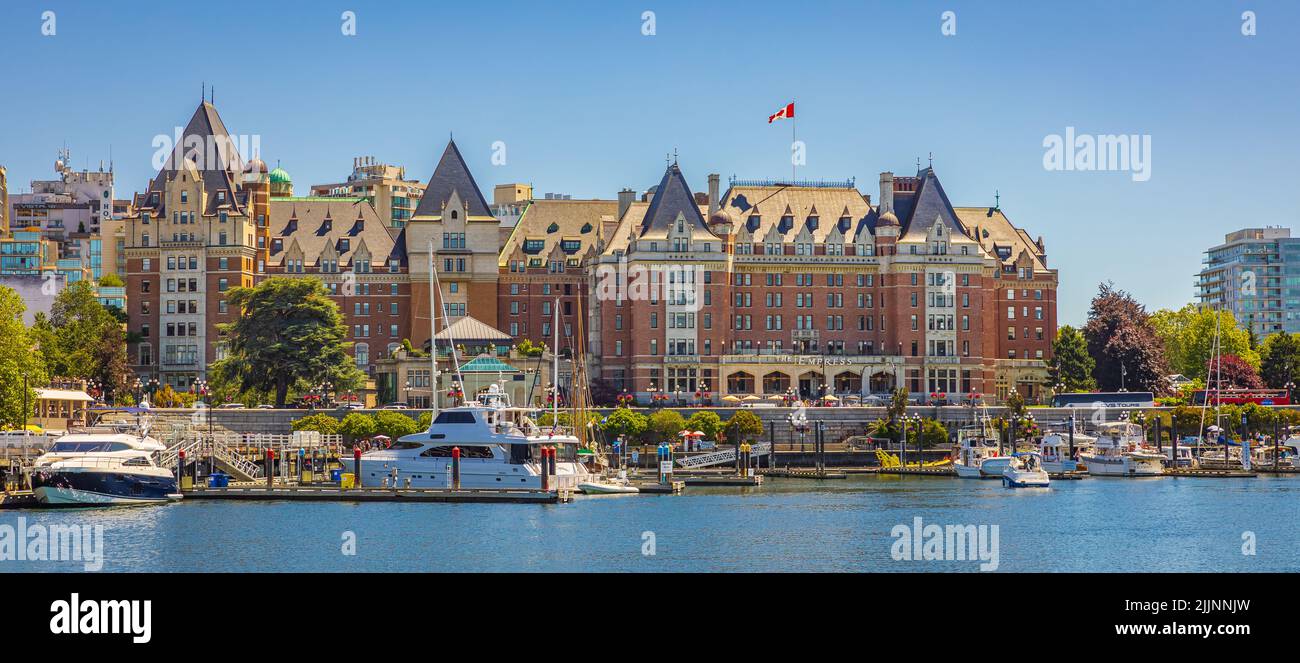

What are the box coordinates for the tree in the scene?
[645,409,686,444]
[516,339,545,357]
[1150,305,1257,380]
[91,325,131,404]
[291,413,341,435]
[1048,325,1096,391]
[374,410,420,440]
[211,278,366,407]
[0,286,48,429]
[601,408,647,443]
[98,273,125,288]
[722,410,764,443]
[1259,332,1300,389]
[887,387,909,420]
[417,411,432,430]
[37,280,124,385]
[338,412,377,442]
[1206,354,1263,389]
[1083,282,1170,394]
[685,410,724,441]
[919,419,949,448]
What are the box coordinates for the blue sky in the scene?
[2,0,1298,325]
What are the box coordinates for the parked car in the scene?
[255,404,275,409]
[217,403,247,410]
[380,403,410,410]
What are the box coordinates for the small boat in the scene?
[578,471,640,495]
[1002,452,1050,488]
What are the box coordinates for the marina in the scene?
[5,473,1299,573]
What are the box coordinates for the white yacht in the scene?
[1002,452,1050,488]
[337,386,590,491]
[1038,429,1096,473]
[1080,422,1164,477]
[953,425,1002,479]
[31,413,181,505]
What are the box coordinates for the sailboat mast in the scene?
[551,297,559,427]
[428,240,439,420]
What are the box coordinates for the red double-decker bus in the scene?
[1191,389,1291,406]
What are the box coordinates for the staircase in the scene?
[210,441,262,481]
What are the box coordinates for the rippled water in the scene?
[4,475,1298,572]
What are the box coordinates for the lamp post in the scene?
[194,378,212,474]
[904,413,921,466]
[404,378,412,406]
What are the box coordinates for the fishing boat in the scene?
[1038,428,1096,473]
[1002,452,1050,488]
[1080,422,1164,477]
[953,429,1001,478]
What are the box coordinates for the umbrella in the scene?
[823,395,839,402]
[743,395,762,401]
[722,395,742,402]
[766,394,784,400]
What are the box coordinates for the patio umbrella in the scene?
[722,395,742,402]
[823,395,839,402]
[767,394,784,400]
[743,395,762,401]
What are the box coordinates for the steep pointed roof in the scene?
[138,101,245,217]
[414,139,493,218]
[899,168,966,241]
[638,163,707,238]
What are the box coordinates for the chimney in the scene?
[707,173,720,216]
[879,172,894,214]
[618,188,636,220]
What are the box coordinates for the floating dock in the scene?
[1048,472,1088,481]
[875,466,956,476]
[682,475,763,487]
[760,469,848,480]
[1164,468,1258,478]
[183,485,561,503]
[0,491,38,510]
[631,481,685,494]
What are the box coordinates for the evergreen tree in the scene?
[1048,325,1096,391]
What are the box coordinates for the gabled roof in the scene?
[413,139,493,218]
[638,163,708,239]
[718,184,874,244]
[498,198,617,267]
[952,206,1049,271]
[266,198,398,269]
[137,102,246,217]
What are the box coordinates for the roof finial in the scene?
[994,189,1000,210]
[928,152,933,168]
[201,82,205,103]
[673,147,678,166]
[916,156,921,170]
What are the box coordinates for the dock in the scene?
[760,469,848,480]
[631,481,685,494]
[1048,472,1088,481]
[183,485,561,503]
[1164,468,1258,478]
[875,466,956,476]
[682,475,763,487]
[1250,466,1300,475]
[0,491,38,510]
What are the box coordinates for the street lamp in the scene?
[904,413,922,466]
[404,378,412,405]
[194,378,212,475]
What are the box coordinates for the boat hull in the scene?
[1080,455,1163,477]
[953,463,984,479]
[1002,470,1050,488]
[1042,459,1080,473]
[577,482,640,495]
[32,470,179,506]
[978,457,1012,477]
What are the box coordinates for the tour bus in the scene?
[1051,391,1156,408]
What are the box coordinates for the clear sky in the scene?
[2,0,1297,325]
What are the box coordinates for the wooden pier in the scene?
[759,467,847,478]
[183,485,561,503]
[1164,468,1258,478]
[632,481,685,494]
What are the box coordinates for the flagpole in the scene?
[791,99,797,182]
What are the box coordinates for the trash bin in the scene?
[330,468,343,482]
[208,472,229,488]
[340,473,355,489]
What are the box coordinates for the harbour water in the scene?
[4,475,1299,572]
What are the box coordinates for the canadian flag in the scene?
[768,102,795,123]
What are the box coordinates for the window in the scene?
[218,278,228,292]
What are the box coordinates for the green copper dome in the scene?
[269,166,292,184]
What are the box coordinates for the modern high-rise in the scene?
[1197,227,1300,338]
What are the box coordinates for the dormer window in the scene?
[181,191,189,204]
[339,238,350,252]
[217,191,226,202]
[323,219,332,232]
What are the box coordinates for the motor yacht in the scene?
[30,411,181,505]
[1080,422,1164,477]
